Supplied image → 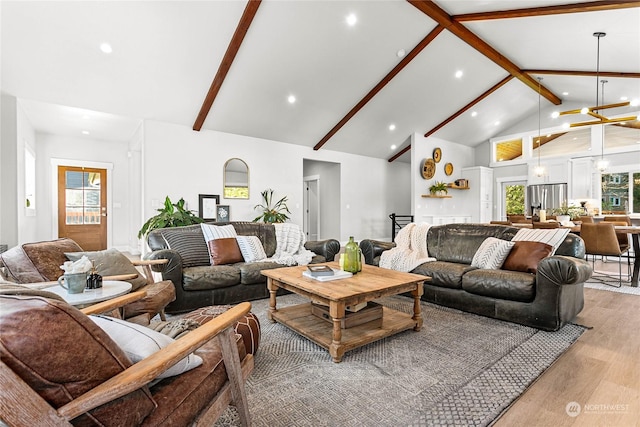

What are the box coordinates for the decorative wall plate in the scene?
[422,158,436,179]
[433,147,442,163]
[444,162,454,176]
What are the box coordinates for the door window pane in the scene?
[65,171,101,225]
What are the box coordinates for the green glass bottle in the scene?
[344,236,361,274]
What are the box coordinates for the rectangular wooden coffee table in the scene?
[262,263,428,362]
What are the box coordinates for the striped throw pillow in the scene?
[511,228,569,255]
[236,236,268,263]
[159,227,210,267]
[471,237,515,270]
[201,223,237,242]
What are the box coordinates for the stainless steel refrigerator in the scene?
[527,183,567,216]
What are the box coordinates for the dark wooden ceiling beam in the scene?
[424,75,514,138]
[455,1,640,22]
[388,76,513,162]
[408,0,562,106]
[313,25,444,150]
[193,0,262,131]
[524,69,640,78]
[388,144,412,163]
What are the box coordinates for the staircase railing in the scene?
[389,213,414,242]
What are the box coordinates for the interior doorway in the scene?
[57,165,107,250]
[303,176,320,241]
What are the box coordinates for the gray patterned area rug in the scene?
[584,279,640,295]
[215,294,584,427]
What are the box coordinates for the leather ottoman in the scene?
[183,305,261,355]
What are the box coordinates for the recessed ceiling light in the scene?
[455,70,463,79]
[562,122,570,129]
[494,121,500,126]
[391,144,397,150]
[630,100,639,107]
[620,96,628,101]
[396,49,406,58]
[346,13,357,26]
[471,111,478,117]
[551,111,560,118]
[562,92,569,96]
[573,137,577,140]
[99,42,112,54]
[82,130,90,135]
[82,114,90,120]
[287,95,296,104]
[389,124,396,131]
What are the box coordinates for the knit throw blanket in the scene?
[379,222,435,272]
[270,223,315,266]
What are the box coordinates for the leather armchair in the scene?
[0,293,253,426]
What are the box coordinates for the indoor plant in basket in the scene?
[137,196,203,239]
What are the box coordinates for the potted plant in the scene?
[253,189,290,223]
[138,196,203,239]
[429,181,448,197]
[553,203,582,223]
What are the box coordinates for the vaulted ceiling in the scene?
[2,1,639,163]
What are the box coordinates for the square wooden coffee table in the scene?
[262,263,428,362]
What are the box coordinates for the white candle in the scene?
[539,209,546,222]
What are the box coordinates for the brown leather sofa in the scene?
[145,222,341,313]
[0,238,175,322]
[0,293,253,426]
[360,223,593,331]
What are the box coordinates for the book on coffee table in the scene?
[302,268,352,282]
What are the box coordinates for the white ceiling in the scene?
[2,1,639,163]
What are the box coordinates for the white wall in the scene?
[411,133,475,223]
[0,93,18,248]
[142,120,410,242]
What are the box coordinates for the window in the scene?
[601,172,637,214]
[65,170,101,224]
[25,147,35,210]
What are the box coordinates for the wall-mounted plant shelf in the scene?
[421,194,453,198]
[447,183,470,190]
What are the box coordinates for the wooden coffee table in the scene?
[262,263,428,362]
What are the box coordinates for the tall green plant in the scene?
[253,189,290,223]
[138,196,203,239]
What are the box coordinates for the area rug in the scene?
[584,279,640,295]
[214,294,584,427]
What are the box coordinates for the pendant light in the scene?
[558,32,636,127]
[596,79,609,172]
[534,77,545,177]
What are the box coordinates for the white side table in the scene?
[45,280,132,307]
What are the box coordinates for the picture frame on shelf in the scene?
[216,205,230,222]
[198,194,219,220]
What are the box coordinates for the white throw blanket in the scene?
[379,222,435,272]
[269,223,315,266]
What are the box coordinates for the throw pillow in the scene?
[511,228,569,255]
[65,248,147,291]
[502,241,553,274]
[89,315,203,379]
[471,237,515,270]
[201,223,237,242]
[206,238,244,265]
[236,235,268,262]
[21,238,84,281]
[159,227,210,268]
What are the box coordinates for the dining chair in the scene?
[580,223,630,287]
[578,216,594,223]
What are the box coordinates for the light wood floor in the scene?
[495,260,640,427]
